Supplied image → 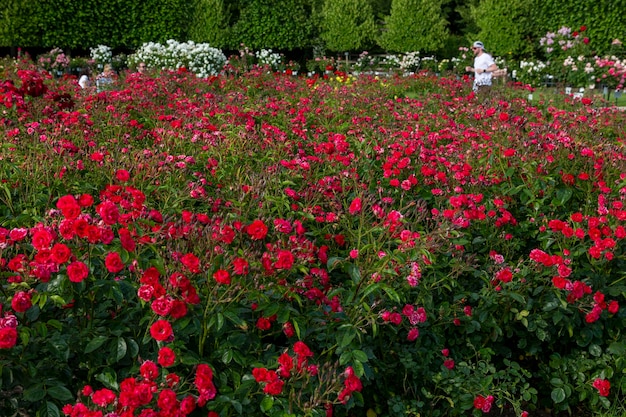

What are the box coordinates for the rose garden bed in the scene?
[0,58,625,417]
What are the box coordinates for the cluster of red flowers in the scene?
[252,341,316,396]
[592,378,610,397]
[473,394,494,413]
[380,303,428,341]
[0,311,18,349]
[62,347,215,416]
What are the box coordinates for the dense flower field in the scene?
[1,57,626,417]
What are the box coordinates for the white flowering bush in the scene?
[90,45,113,65]
[399,51,420,72]
[513,59,548,86]
[420,56,438,73]
[128,40,228,78]
[562,55,595,87]
[255,49,283,71]
[380,54,400,71]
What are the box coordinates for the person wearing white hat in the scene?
[465,41,498,98]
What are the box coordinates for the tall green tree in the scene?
[319,0,377,52]
[189,0,230,47]
[379,0,449,53]
[230,0,313,50]
[0,0,43,47]
[470,0,537,59]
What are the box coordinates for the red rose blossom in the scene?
[246,219,268,240]
[150,319,173,341]
[0,327,18,349]
[67,261,89,283]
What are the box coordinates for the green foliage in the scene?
[530,0,626,57]
[0,0,191,49]
[0,0,42,47]
[229,0,313,50]
[470,0,537,59]
[188,0,230,47]
[134,0,192,45]
[319,0,377,52]
[379,0,449,53]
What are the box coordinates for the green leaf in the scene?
[231,400,243,414]
[360,283,382,301]
[23,384,46,402]
[43,401,60,417]
[47,385,73,401]
[607,341,626,355]
[216,313,224,331]
[347,263,361,284]
[327,257,343,271]
[551,387,566,403]
[339,328,356,348]
[382,285,400,303]
[224,311,245,327]
[589,344,602,357]
[114,337,128,362]
[95,369,119,390]
[352,349,368,362]
[126,338,139,358]
[550,377,564,387]
[353,359,365,376]
[222,349,233,364]
[85,336,108,353]
[260,396,274,412]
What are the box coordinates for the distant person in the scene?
[137,62,147,74]
[96,64,116,92]
[78,68,92,90]
[465,41,498,99]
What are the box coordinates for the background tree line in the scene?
[1,0,625,61]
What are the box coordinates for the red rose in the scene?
[115,169,131,182]
[0,327,18,349]
[31,229,54,250]
[264,379,284,395]
[213,269,231,285]
[118,228,136,252]
[150,319,173,341]
[140,360,159,380]
[50,243,72,264]
[274,250,294,270]
[256,317,271,331]
[67,261,89,283]
[11,291,32,313]
[246,219,268,240]
[293,341,313,358]
[593,378,610,396]
[105,251,124,273]
[78,194,94,207]
[96,201,120,225]
[92,388,116,407]
[349,197,362,215]
[233,257,249,275]
[151,296,172,316]
[157,389,177,412]
[169,300,188,318]
[180,253,200,273]
[56,195,81,219]
[158,346,176,367]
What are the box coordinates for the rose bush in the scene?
[0,55,625,417]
